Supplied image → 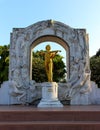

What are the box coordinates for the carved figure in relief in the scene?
[65,57,90,98]
[40,45,61,82]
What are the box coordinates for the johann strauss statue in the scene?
[40,45,61,82]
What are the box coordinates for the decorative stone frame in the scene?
[30,35,69,80]
[9,20,90,104]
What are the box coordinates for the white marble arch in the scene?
[1,20,98,105]
[30,35,69,80]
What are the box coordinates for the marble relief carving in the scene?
[7,20,91,105]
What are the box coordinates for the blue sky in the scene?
[0,0,100,56]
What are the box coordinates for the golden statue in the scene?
[40,45,61,82]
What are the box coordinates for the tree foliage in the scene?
[32,50,66,82]
[0,45,9,85]
[90,48,100,88]
[32,51,47,82]
[95,48,100,57]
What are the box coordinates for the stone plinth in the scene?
[38,82,63,107]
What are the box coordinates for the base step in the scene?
[0,121,100,130]
[0,105,100,130]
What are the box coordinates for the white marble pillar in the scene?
[38,82,63,107]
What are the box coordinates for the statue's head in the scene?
[46,44,51,51]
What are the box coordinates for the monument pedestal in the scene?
[38,82,63,107]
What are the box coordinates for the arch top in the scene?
[25,19,73,30]
[11,19,87,49]
[11,19,87,36]
[23,19,86,34]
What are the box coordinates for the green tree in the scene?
[53,54,66,82]
[95,48,100,57]
[32,51,47,82]
[90,48,100,88]
[32,50,66,82]
[0,45,9,85]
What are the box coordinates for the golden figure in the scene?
[40,45,61,82]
